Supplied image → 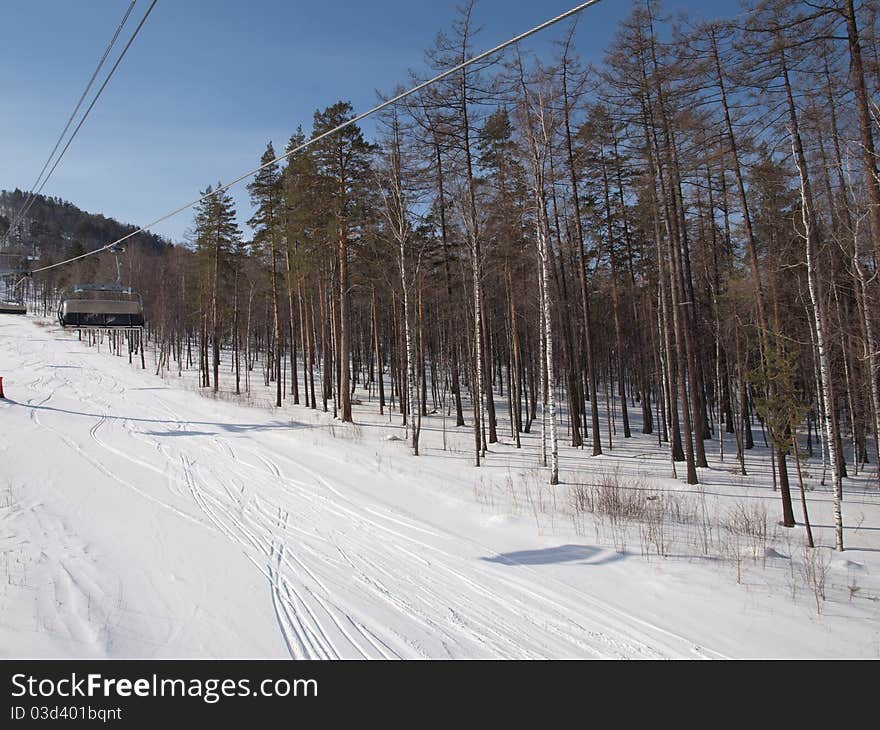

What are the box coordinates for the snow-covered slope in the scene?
[1,316,877,658]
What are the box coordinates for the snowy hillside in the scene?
[1,315,878,658]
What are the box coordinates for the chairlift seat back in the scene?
[58,297,144,328]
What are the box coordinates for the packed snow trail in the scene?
[1,317,876,657]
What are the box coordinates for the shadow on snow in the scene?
[11,400,313,435]
[480,544,627,566]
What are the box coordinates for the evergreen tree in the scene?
[193,183,241,392]
[248,143,285,407]
[284,128,325,410]
[311,101,374,422]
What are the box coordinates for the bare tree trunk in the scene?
[211,224,221,394]
[338,223,352,421]
[416,271,425,453]
[600,145,631,439]
[233,271,240,395]
[791,124,844,551]
[399,210,417,453]
[507,263,522,449]
[522,82,559,485]
[843,0,880,264]
[561,54,601,456]
[285,243,299,405]
[269,234,282,408]
[371,285,385,415]
[430,131,465,427]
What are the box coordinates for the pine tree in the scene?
[311,101,373,423]
[193,183,241,393]
[284,128,325,411]
[248,143,285,407]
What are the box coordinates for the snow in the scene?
[1,315,879,658]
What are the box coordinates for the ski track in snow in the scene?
[0,320,738,659]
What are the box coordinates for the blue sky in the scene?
[0,0,742,242]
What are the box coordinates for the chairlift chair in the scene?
[0,269,27,314]
[0,301,26,314]
[56,244,145,329]
[58,284,144,328]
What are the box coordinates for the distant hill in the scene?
[0,189,168,261]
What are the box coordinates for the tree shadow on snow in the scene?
[13,401,315,434]
[480,544,627,566]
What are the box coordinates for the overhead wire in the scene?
[30,0,605,275]
[5,0,158,248]
[22,0,159,222]
[3,1,138,246]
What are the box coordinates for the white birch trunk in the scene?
[853,224,880,487]
[794,136,844,550]
[537,207,558,485]
[657,276,676,479]
[400,233,416,453]
[521,85,558,486]
[379,125,419,456]
[539,269,547,469]
[806,317,828,482]
[470,229,484,466]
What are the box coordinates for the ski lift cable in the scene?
[2,1,138,246]
[4,0,157,246]
[30,0,605,276]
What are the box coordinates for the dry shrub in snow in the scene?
[568,472,696,556]
[719,502,773,566]
[800,543,831,615]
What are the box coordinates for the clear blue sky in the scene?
[0,0,742,242]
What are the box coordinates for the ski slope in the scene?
[1,315,878,658]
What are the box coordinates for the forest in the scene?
[0,188,167,261]
[13,0,880,553]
